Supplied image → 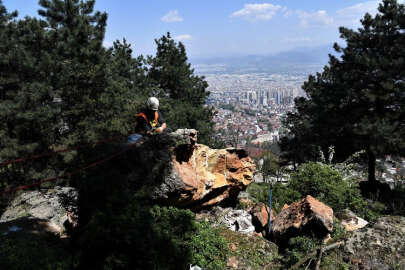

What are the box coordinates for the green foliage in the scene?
[247,182,301,214]
[77,198,228,270]
[283,236,320,267]
[147,33,215,145]
[246,183,270,204]
[289,163,373,218]
[260,151,284,182]
[320,251,351,270]
[0,0,135,191]
[271,183,302,213]
[187,222,228,270]
[281,0,405,184]
[0,232,74,270]
[0,0,216,190]
[331,218,347,241]
[219,227,280,270]
[247,163,374,219]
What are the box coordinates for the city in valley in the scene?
[204,73,306,151]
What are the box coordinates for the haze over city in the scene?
[3,0,397,58]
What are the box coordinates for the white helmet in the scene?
[147,97,159,110]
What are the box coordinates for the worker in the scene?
[127,97,167,145]
[135,97,167,136]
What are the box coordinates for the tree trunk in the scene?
[367,148,376,183]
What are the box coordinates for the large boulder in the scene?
[0,186,78,235]
[344,216,405,270]
[131,129,255,209]
[271,195,333,244]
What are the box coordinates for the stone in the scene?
[229,243,238,251]
[336,209,368,232]
[344,216,405,270]
[237,191,255,209]
[271,195,333,244]
[0,186,78,235]
[227,256,239,268]
[132,129,255,209]
[222,208,255,234]
[250,202,275,231]
[196,206,255,234]
[189,265,206,270]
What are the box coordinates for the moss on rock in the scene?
[219,227,280,270]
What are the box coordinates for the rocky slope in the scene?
[344,216,405,269]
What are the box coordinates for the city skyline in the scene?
[3,0,398,58]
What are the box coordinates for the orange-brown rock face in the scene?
[271,195,333,244]
[172,144,255,208]
[250,202,275,229]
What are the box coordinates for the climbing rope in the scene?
[0,135,127,167]
[1,140,141,194]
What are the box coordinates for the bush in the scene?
[187,222,228,270]
[0,232,74,270]
[247,163,374,219]
[283,236,320,267]
[331,217,347,241]
[77,200,228,270]
[289,162,372,218]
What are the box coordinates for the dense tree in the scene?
[0,2,61,187]
[38,0,128,145]
[0,0,139,189]
[282,0,405,185]
[148,33,215,144]
[335,0,405,183]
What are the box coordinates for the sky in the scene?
[2,0,394,58]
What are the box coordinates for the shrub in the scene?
[248,163,374,219]
[282,236,320,267]
[0,233,73,270]
[247,182,300,214]
[187,222,228,270]
[289,162,372,218]
[331,217,347,241]
[77,200,228,270]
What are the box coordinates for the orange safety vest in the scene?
[136,111,159,128]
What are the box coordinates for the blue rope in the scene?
[267,187,273,234]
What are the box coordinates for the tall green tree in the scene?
[0,2,61,187]
[282,0,405,184]
[0,0,135,189]
[38,0,123,146]
[148,33,215,144]
[335,0,405,183]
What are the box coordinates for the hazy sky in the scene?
[3,0,394,57]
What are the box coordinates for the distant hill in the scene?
[191,44,339,75]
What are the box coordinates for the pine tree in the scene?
[38,0,116,146]
[0,2,61,187]
[335,0,405,183]
[282,0,405,184]
[148,33,215,144]
[1,0,135,188]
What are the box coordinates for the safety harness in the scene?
[136,111,159,129]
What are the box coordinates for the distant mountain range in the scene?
[191,44,340,75]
